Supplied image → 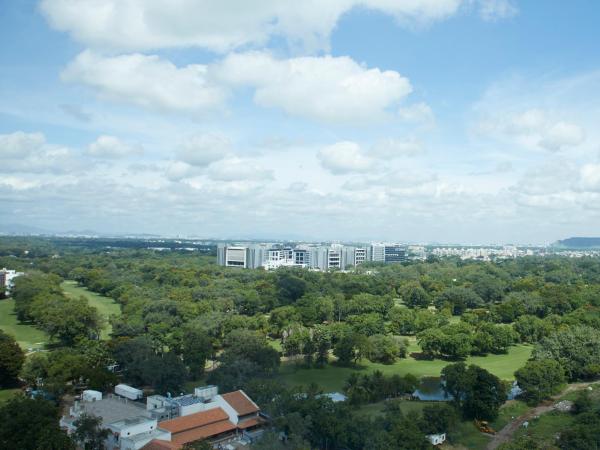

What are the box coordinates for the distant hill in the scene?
[554,237,600,249]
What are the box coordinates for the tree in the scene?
[388,307,416,335]
[442,363,507,420]
[208,329,280,391]
[513,315,553,343]
[367,334,401,364]
[312,325,331,366]
[419,403,458,435]
[11,272,64,322]
[0,396,75,450]
[334,332,369,366]
[514,359,565,405]
[182,441,213,450]
[435,287,483,315]
[533,326,600,381]
[347,313,385,336]
[276,272,308,304]
[114,337,187,393]
[0,330,25,387]
[73,414,110,450]
[181,327,213,379]
[31,295,102,345]
[417,328,445,358]
[399,282,430,309]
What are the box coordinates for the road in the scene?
[486,382,595,450]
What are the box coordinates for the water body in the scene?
[413,377,451,401]
[412,377,522,401]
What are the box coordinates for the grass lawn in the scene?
[490,400,530,431]
[511,410,573,447]
[0,389,20,404]
[359,400,434,418]
[278,344,532,392]
[0,298,48,350]
[61,281,121,339]
[268,338,283,353]
[448,420,491,450]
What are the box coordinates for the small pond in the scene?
[412,378,523,401]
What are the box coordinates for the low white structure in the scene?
[0,268,24,295]
[427,433,446,446]
[82,390,102,402]
[317,392,347,403]
[108,417,170,450]
[115,384,144,400]
[61,395,170,450]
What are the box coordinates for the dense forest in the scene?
[1,237,600,449]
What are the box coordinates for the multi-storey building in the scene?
[217,242,405,270]
[384,245,408,263]
[370,244,386,262]
[354,247,369,266]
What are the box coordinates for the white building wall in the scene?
[214,395,240,425]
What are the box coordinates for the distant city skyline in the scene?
[2,1,600,244]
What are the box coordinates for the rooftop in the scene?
[160,408,230,434]
[73,396,149,426]
[222,390,260,416]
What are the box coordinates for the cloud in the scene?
[41,0,465,53]
[0,131,45,158]
[0,131,82,174]
[477,0,518,21]
[580,164,600,192]
[165,161,195,181]
[318,141,375,175]
[87,135,143,158]
[478,108,586,152]
[539,121,586,152]
[398,102,435,125]
[176,133,230,167]
[207,157,273,181]
[60,104,92,122]
[216,51,412,122]
[62,50,227,114]
[370,138,424,158]
[63,50,412,123]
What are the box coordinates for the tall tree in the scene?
[514,359,566,405]
[73,414,110,450]
[0,396,75,450]
[0,330,25,387]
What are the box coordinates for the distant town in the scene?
[216,241,600,270]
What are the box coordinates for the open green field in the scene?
[279,344,532,392]
[0,389,20,404]
[359,399,435,418]
[0,298,48,350]
[61,281,121,339]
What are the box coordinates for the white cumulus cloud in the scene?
[318,141,375,175]
[215,51,412,123]
[87,135,143,158]
[207,158,273,181]
[41,0,465,53]
[62,50,227,114]
[478,108,586,152]
[176,133,231,167]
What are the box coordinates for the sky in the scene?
[1,0,600,244]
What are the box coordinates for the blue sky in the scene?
[1,0,600,244]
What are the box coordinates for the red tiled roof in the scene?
[141,439,181,450]
[160,408,229,434]
[172,420,237,445]
[222,390,260,416]
[237,417,264,429]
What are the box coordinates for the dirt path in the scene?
[486,382,595,450]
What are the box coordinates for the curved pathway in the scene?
[486,382,595,450]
